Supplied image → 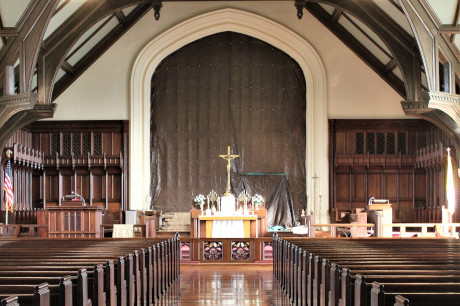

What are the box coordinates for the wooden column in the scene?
[89,157,93,207]
[42,169,47,209]
[3,66,15,96]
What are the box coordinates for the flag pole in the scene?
[4,149,12,226]
[446,147,456,236]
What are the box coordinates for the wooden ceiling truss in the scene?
[396,0,460,161]
[0,0,458,155]
[0,0,59,152]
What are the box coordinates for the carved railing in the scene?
[415,142,446,167]
[44,152,123,169]
[335,152,416,168]
[11,143,45,169]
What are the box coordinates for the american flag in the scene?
[4,158,13,213]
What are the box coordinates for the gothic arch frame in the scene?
[130,8,329,221]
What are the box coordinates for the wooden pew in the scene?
[0,237,180,306]
[273,236,460,306]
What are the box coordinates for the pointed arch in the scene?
[130,8,329,221]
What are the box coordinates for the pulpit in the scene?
[37,203,103,238]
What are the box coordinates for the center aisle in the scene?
[157,263,291,305]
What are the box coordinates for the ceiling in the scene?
[0,0,458,100]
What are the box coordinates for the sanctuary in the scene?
[1,1,460,305]
[190,146,268,238]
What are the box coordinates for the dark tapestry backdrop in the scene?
[150,32,306,226]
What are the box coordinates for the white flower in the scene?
[194,194,205,205]
[252,194,264,204]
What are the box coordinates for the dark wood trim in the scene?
[307,0,421,101]
[28,120,126,132]
[0,104,56,152]
[53,0,71,16]
[53,4,150,100]
[449,0,460,43]
[384,58,398,74]
[341,13,393,59]
[115,10,128,25]
[0,28,19,37]
[0,0,60,93]
[305,3,406,97]
[64,14,116,61]
[439,25,460,34]
[60,60,75,75]
[0,13,7,46]
[38,0,147,104]
[331,8,343,23]
[330,119,432,133]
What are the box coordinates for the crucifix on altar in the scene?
[219,146,239,195]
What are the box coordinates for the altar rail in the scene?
[310,223,375,237]
[383,223,460,237]
[180,237,273,263]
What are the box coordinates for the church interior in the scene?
[0,0,460,305]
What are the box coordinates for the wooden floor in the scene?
[157,263,291,305]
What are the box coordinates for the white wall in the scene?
[52,1,407,120]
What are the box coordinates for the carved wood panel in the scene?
[27,121,128,214]
[329,119,458,222]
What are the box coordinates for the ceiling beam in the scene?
[451,0,460,42]
[305,2,406,97]
[115,10,127,25]
[439,25,460,34]
[0,13,8,47]
[51,4,151,101]
[53,0,71,16]
[384,58,398,73]
[0,0,60,93]
[0,28,19,37]
[61,61,75,75]
[63,15,116,61]
[331,8,342,23]
[38,0,149,104]
[308,0,421,101]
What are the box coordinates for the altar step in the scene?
[159,212,191,232]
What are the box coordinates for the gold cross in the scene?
[219,146,239,195]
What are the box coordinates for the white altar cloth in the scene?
[211,220,245,238]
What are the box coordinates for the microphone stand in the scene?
[71,191,86,206]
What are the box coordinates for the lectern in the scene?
[367,200,392,237]
[37,200,103,238]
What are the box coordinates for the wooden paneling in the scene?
[399,172,412,200]
[335,173,349,201]
[384,172,397,199]
[92,174,103,201]
[331,119,459,223]
[352,172,365,202]
[39,133,51,155]
[21,121,129,215]
[367,173,381,199]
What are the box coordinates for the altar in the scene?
[200,215,257,238]
[189,146,268,238]
[190,208,267,238]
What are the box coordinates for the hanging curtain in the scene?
[150,32,306,226]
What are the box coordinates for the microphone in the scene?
[71,191,86,206]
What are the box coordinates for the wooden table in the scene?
[191,208,267,238]
[197,215,258,238]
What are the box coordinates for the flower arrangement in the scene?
[194,194,206,208]
[252,194,264,207]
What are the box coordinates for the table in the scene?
[198,215,258,238]
[190,208,267,238]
